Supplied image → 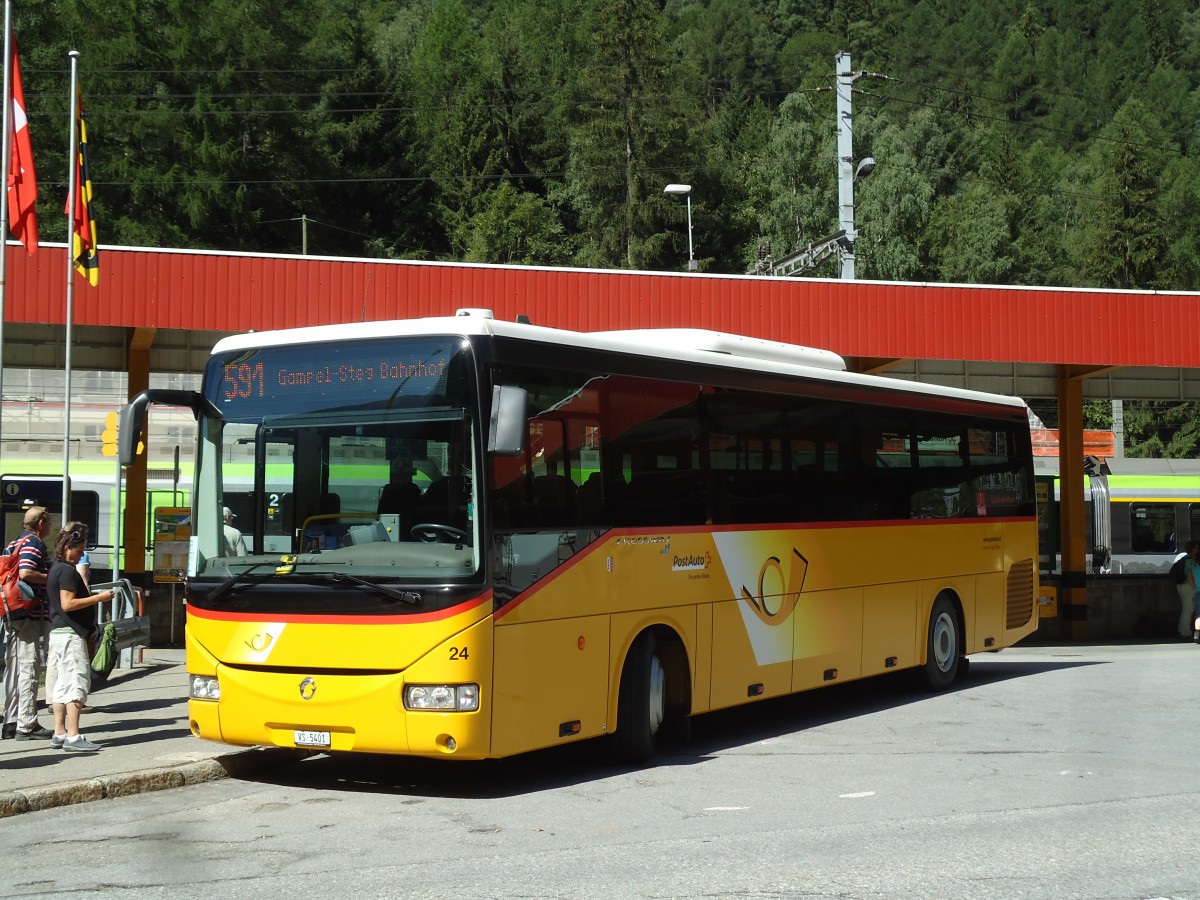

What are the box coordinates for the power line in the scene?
[21,85,818,119]
[36,164,706,190]
[856,87,1183,158]
[255,214,377,241]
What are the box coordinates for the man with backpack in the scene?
[1,506,54,740]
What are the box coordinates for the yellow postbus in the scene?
[122,310,1039,761]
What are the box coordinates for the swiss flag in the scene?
[8,40,38,255]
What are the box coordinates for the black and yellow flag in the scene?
[66,94,98,286]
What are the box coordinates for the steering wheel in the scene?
[411,523,468,544]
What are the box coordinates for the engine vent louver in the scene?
[1006,558,1035,629]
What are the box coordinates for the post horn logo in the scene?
[741,548,808,626]
[245,633,273,652]
[299,677,317,700]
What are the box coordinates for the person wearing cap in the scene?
[223,507,246,557]
[2,506,54,740]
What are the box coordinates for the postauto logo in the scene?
[671,551,711,572]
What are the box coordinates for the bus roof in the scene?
[211,309,1028,414]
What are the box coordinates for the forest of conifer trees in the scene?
[12,0,1197,285]
[11,0,1200,451]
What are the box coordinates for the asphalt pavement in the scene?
[0,648,299,818]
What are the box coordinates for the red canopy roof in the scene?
[8,242,1197,369]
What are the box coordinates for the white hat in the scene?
[223,507,235,518]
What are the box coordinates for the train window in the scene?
[1129,503,1176,553]
[69,490,99,543]
[1191,506,1200,545]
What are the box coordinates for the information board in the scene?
[153,507,191,583]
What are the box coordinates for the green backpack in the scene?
[90,622,117,683]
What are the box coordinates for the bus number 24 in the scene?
[449,647,469,660]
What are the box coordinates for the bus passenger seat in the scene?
[531,474,577,526]
[576,473,604,522]
[378,482,419,516]
[378,482,420,538]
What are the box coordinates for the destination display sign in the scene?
[208,337,467,417]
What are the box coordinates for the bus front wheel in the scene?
[613,633,665,763]
[921,596,961,691]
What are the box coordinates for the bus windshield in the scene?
[191,335,481,587]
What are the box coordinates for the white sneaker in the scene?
[62,735,102,752]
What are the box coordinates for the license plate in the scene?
[293,730,331,748]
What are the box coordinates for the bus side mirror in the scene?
[119,389,203,467]
[488,385,527,456]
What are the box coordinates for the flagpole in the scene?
[0,0,12,478]
[63,50,80,524]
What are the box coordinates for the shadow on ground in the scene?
[248,653,1102,801]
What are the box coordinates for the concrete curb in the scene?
[0,746,307,818]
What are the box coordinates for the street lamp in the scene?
[663,183,696,271]
[836,155,876,280]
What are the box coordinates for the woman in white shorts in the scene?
[46,523,115,752]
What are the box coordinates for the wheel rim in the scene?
[931,611,957,673]
[648,653,666,736]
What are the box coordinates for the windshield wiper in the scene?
[204,562,422,607]
[316,572,422,606]
[206,562,288,605]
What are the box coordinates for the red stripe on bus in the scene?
[187,592,492,626]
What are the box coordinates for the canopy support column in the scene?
[1057,367,1088,639]
[123,326,155,574]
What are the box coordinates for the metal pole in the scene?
[0,0,13,474]
[685,195,695,271]
[836,51,856,280]
[112,426,126,667]
[112,431,121,581]
[62,50,79,523]
[1111,400,1125,460]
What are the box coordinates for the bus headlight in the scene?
[190,675,221,701]
[404,684,479,711]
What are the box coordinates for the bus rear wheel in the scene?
[613,633,665,763]
[921,596,961,691]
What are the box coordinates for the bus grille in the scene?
[1006,558,1035,628]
